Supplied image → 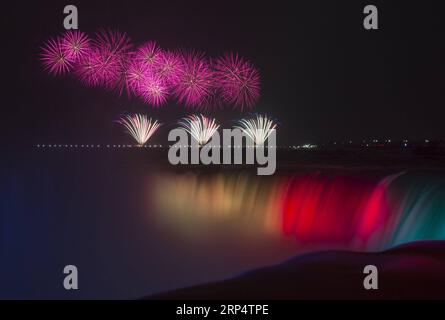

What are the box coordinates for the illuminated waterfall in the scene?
[151,171,445,251]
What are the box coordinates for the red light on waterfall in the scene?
[356,178,392,243]
[281,174,392,248]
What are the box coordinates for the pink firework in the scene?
[73,49,102,87]
[134,41,162,68]
[75,30,132,89]
[214,53,260,110]
[75,48,124,88]
[154,50,184,86]
[112,53,134,97]
[40,37,73,75]
[174,51,214,108]
[92,29,133,55]
[61,30,91,62]
[125,58,149,94]
[137,72,169,107]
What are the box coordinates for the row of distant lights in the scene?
[35,144,317,149]
[335,139,430,144]
[36,144,160,148]
[35,140,433,149]
[168,145,317,149]
[332,139,431,147]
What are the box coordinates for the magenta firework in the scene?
[137,72,169,107]
[40,37,74,75]
[40,29,261,110]
[154,51,184,86]
[61,30,91,62]
[134,41,162,67]
[72,30,130,90]
[173,51,214,108]
[214,53,261,110]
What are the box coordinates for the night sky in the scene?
[4,0,445,146]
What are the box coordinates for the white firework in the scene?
[235,114,277,145]
[118,114,161,145]
[179,114,220,146]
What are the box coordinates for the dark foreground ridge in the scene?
[146,241,445,300]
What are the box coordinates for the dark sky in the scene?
[4,0,445,145]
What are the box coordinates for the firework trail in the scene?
[40,37,73,75]
[198,84,225,112]
[174,51,214,108]
[92,29,133,54]
[214,53,260,110]
[61,30,91,62]
[118,114,162,145]
[235,114,277,145]
[178,114,220,146]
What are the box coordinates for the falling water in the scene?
[152,170,445,252]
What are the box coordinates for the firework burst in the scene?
[40,37,73,75]
[154,50,184,86]
[74,47,124,88]
[137,72,169,107]
[61,30,91,62]
[118,114,162,145]
[235,114,277,145]
[40,30,262,111]
[135,41,162,68]
[174,51,214,108]
[113,54,133,97]
[214,53,260,110]
[178,114,220,146]
[73,49,102,87]
[75,30,132,89]
[125,59,149,94]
